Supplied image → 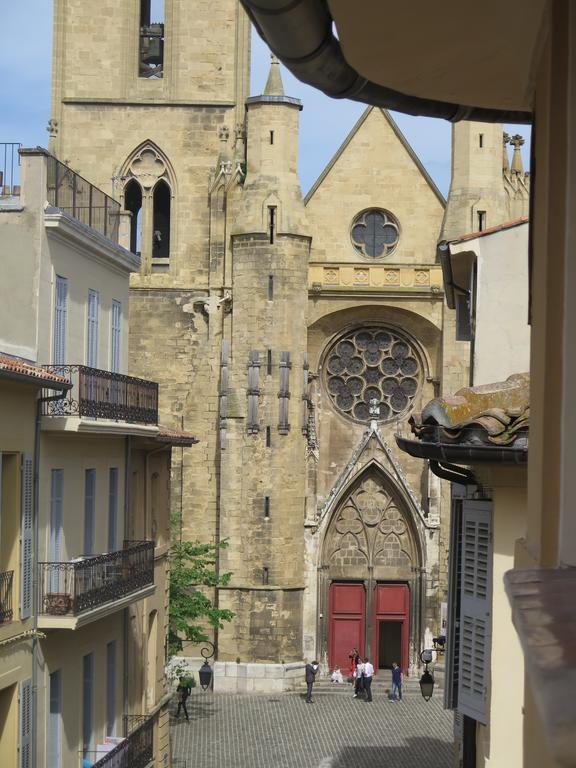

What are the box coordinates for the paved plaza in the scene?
[171,685,456,768]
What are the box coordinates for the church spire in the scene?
[263,54,284,96]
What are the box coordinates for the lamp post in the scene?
[198,641,215,691]
[419,648,435,701]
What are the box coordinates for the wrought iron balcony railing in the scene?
[1,143,21,198]
[46,154,120,242]
[41,365,158,425]
[86,712,154,768]
[0,570,13,623]
[39,541,154,617]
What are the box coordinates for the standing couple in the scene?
[352,656,374,702]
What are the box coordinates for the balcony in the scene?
[38,541,155,630]
[86,713,154,768]
[46,154,120,243]
[41,365,158,430]
[0,571,13,624]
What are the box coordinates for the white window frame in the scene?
[53,276,68,366]
[111,300,122,373]
[86,289,99,368]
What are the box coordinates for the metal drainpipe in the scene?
[32,387,69,768]
[122,435,132,731]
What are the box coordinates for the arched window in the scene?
[152,180,171,259]
[124,179,143,255]
[120,142,175,271]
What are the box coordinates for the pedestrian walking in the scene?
[305,660,319,703]
[391,662,403,701]
[176,677,192,720]
[363,658,374,702]
[353,658,365,698]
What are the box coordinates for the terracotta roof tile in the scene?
[0,354,71,388]
[156,425,198,446]
[451,216,529,243]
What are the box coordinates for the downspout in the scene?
[122,436,132,730]
[429,459,477,486]
[240,0,532,125]
[32,387,69,768]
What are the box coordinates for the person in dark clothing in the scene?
[176,677,192,720]
[391,662,403,701]
[305,660,319,703]
[362,658,374,702]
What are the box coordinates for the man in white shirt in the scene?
[363,658,375,702]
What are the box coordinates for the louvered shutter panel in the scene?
[19,677,31,768]
[20,455,33,619]
[444,486,465,710]
[49,470,64,593]
[84,469,96,555]
[86,290,99,367]
[458,499,492,724]
[106,641,117,737]
[48,670,62,768]
[108,468,118,552]
[53,276,68,366]
[111,300,121,373]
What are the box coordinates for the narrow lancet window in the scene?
[124,180,142,255]
[152,180,171,258]
[268,206,276,244]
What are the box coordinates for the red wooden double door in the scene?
[328,582,410,675]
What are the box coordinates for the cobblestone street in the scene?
[171,686,456,768]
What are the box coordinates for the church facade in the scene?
[49,0,528,683]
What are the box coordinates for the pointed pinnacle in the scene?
[263,53,285,96]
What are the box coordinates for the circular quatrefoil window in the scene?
[324,327,422,423]
[351,209,400,258]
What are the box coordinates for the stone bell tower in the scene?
[215,57,312,666]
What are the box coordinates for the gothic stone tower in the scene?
[49,0,252,611]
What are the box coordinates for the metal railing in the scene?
[1,143,21,197]
[86,713,154,768]
[41,365,158,425]
[39,541,154,617]
[0,570,14,623]
[46,154,120,242]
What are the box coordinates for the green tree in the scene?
[168,536,234,657]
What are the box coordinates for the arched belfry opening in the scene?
[119,141,175,272]
[318,464,423,675]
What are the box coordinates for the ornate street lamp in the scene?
[419,648,435,701]
[198,641,215,691]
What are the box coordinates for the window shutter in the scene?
[458,499,492,724]
[246,351,261,434]
[53,276,68,366]
[48,670,62,768]
[20,454,33,620]
[278,351,291,434]
[49,470,64,593]
[106,641,116,737]
[111,300,121,373]
[444,487,465,710]
[82,653,94,756]
[19,677,31,768]
[84,469,96,555]
[108,468,118,552]
[86,290,99,368]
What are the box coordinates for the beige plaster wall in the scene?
[305,107,445,265]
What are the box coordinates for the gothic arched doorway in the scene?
[319,466,423,675]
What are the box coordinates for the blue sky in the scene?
[3,2,530,198]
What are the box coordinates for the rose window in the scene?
[324,327,421,423]
[351,209,399,258]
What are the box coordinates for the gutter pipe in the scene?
[241,0,532,124]
[395,433,528,465]
[429,459,477,485]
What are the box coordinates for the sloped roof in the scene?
[156,426,198,446]
[0,354,71,389]
[304,107,445,206]
[451,216,529,244]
